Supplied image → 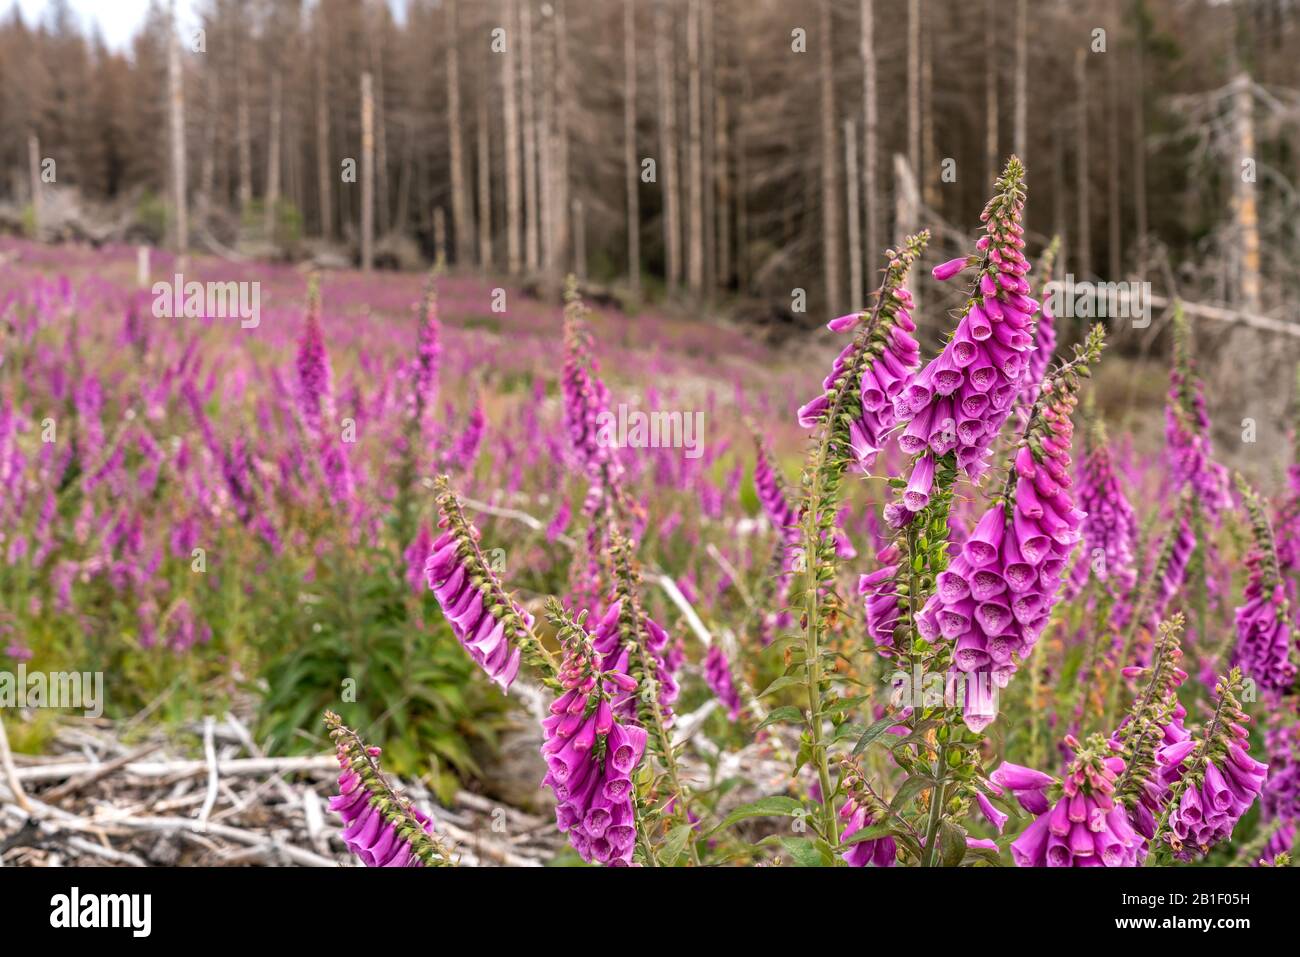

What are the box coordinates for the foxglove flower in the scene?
[1067,426,1138,599]
[838,761,896,867]
[1164,308,1231,519]
[295,281,334,441]
[1232,480,1297,694]
[542,606,647,866]
[1008,736,1142,867]
[893,159,1038,515]
[704,645,743,721]
[590,597,678,721]
[797,262,923,473]
[1260,709,1300,865]
[859,544,903,653]
[426,477,553,691]
[562,289,622,486]
[1232,549,1297,694]
[1161,671,1267,861]
[325,711,452,867]
[915,329,1102,731]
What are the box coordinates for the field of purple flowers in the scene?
[2,160,1297,868]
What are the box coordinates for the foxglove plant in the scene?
[324,711,453,867]
[427,475,558,691]
[788,231,928,851]
[1165,306,1231,520]
[541,600,647,866]
[892,157,1038,515]
[837,760,897,867]
[1007,734,1143,867]
[703,645,743,720]
[1232,477,1298,694]
[1067,420,1138,600]
[1149,669,1268,861]
[915,325,1105,732]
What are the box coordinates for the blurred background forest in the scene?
[2,0,1300,453]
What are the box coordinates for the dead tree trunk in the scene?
[27,133,41,239]
[624,0,641,297]
[316,21,333,239]
[477,84,492,271]
[1075,49,1090,278]
[168,8,188,258]
[361,71,375,271]
[521,0,540,272]
[716,92,730,291]
[985,0,999,189]
[1233,72,1261,312]
[686,0,704,294]
[845,119,862,311]
[265,70,282,240]
[446,0,474,267]
[861,0,879,262]
[907,0,921,186]
[237,48,252,213]
[503,0,522,274]
[1132,13,1148,265]
[1014,0,1028,159]
[1107,53,1121,279]
[656,0,682,291]
[819,0,842,311]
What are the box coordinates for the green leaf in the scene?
[938,820,967,867]
[757,675,806,698]
[709,796,805,835]
[658,824,694,867]
[852,715,901,756]
[840,822,894,847]
[889,774,935,813]
[755,706,803,732]
[778,836,826,867]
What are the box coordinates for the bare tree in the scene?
[502,0,522,274]
[845,118,862,310]
[521,0,539,272]
[446,0,474,267]
[656,0,682,291]
[687,0,704,293]
[985,0,999,189]
[861,0,879,261]
[1075,49,1090,277]
[265,69,282,239]
[1014,0,1028,159]
[624,0,640,297]
[819,0,842,309]
[361,70,375,271]
[167,3,187,257]
[316,16,333,239]
[477,79,492,270]
[907,0,921,179]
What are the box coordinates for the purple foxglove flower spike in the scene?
[325,711,452,867]
[704,645,744,721]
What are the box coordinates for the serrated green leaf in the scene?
[755,706,803,732]
[852,715,901,756]
[709,795,805,835]
[658,824,694,867]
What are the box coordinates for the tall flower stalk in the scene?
[324,711,454,867]
[792,231,928,853]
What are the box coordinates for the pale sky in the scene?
[4,0,410,54]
